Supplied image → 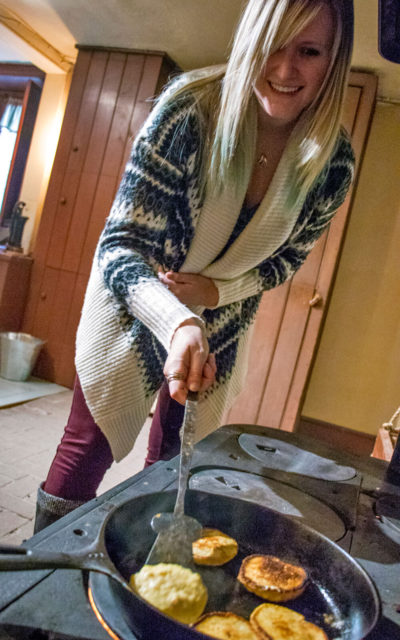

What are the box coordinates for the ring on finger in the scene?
[166,371,185,383]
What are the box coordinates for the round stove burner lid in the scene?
[189,469,346,541]
[238,434,356,481]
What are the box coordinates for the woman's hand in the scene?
[164,319,217,404]
[158,270,219,308]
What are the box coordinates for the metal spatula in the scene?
[145,390,202,568]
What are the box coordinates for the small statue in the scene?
[6,200,28,253]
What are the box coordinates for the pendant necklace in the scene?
[257,153,268,167]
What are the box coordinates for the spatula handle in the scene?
[174,391,198,516]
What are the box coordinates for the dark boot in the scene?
[33,483,86,534]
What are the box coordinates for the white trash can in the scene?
[0,332,45,382]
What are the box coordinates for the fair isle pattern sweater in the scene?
[76,95,355,462]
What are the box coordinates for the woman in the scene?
[35,0,355,531]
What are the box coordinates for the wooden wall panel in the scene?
[78,174,118,277]
[56,273,88,385]
[119,55,164,177]
[46,171,82,270]
[46,53,110,270]
[101,54,145,178]
[30,267,59,345]
[82,53,126,175]
[38,270,77,381]
[61,171,98,273]
[22,51,92,331]
[23,47,177,387]
[66,52,109,176]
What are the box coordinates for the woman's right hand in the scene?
[164,319,216,404]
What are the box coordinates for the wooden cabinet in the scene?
[225,71,378,431]
[22,47,177,387]
[0,250,32,331]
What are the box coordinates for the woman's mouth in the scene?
[269,81,302,94]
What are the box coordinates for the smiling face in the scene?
[254,2,335,129]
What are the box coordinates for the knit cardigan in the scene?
[76,94,355,462]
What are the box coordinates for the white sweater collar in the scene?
[182,105,301,278]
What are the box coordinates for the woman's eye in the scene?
[301,47,321,57]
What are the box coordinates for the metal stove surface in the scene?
[189,468,346,540]
[0,423,399,640]
[238,433,357,481]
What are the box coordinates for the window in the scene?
[0,99,23,211]
[0,64,44,230]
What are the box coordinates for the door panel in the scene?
[229,283,290,425]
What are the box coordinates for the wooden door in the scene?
[22,47,177,387]
[225,71,377,431]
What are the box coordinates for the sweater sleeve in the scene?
[211,132,355,308]
[96,97,204,351]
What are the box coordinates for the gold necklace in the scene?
[257,153,268,167]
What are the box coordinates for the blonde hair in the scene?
[161,0,353,206]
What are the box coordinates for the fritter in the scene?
[250,603,328,640]
[238,554,307,601]
[192,528,238,566]
[194,611,259,640]
[130,562,208,624]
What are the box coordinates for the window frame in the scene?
[0,63,44,227]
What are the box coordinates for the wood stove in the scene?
[0,424,399,639]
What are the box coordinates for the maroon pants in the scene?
[44,377,184,501]
[44,377,114,501]
[144,380,185,466]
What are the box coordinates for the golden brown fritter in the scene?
[192,528,238,566]
[238,554,307,602]
[194,611,259,640]
[250,603,328,640]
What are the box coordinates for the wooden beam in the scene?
[0,4,72,73]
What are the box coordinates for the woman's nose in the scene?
[270,48,298,79]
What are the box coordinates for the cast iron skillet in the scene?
[0,490,380,640]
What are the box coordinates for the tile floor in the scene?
[0,387,150,545]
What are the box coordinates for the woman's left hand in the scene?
[158,270,219,307]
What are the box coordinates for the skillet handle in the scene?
[0,544,94,571]
[0,543,126,587]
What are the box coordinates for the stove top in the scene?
[189,468,346,540]
[0,423,399,640]
[238,433,357,481]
